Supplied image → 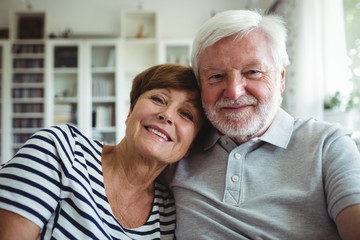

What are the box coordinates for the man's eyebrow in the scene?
[243,59,265,68]
[201,66,220,72]
[199,67,223,78]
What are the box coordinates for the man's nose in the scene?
[224,71,245,100]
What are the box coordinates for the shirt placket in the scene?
[221,137,259,206]
[223,146,244,206]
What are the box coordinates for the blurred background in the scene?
[0,0,359,162]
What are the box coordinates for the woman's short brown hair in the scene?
[130,64,201,111]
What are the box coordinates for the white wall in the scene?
[0,0,274,38]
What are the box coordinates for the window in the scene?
[343,0,360,108]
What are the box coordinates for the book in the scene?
[54,104,73,124]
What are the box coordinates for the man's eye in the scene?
[208,74,224,83]
[150,96,165,104]
[244,70,262,79]
[210,74,223,79]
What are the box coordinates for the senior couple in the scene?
[1,9,360,239]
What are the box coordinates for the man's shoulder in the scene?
[294,117,351,135]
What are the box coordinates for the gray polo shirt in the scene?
[171,108,360,239]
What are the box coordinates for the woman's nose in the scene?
[158,112,173,125]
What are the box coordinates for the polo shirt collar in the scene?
[203,108,294,150]
[259,108,294,149]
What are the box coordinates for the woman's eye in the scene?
[180,110,194,121]
[150,96,165,104]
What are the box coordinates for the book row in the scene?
[53,104,76,125]
[13,59,44,68]
[12,88,44,98]
[92,105,114,128]
[12,118,44,128]
[13,103,44,113]
[12,44,45,54]
[13,133,35,144]
[13,73,43,83]
[92,79,114,97]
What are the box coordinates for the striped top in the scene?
[0,124,176,239]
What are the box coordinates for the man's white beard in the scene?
[203,92,282,143]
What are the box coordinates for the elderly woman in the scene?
[0,64,204,239]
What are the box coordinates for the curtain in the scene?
[272,0,348,120]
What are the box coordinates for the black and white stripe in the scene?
[0,124,176,239]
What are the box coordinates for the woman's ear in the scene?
[125,108,133,125]
[183,150,190,158]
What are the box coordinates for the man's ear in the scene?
[280,68,286,93]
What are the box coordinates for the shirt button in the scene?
[220,139,228,145]
[234,153,241,159]
[231,175,239,182]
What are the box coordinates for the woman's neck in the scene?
[101,140,167,228]
[102,140,166,192]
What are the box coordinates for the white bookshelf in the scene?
[0,41,11,164]
[11,39,47,155]
[158,38,192,66]
[88,39,123,144]
[0,10,193,161]
[46,40,82,132]
[121,10,157,39]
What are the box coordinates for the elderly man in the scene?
[170,10,360,239]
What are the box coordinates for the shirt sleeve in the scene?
[0,125,75,228]
[323,125,360,219]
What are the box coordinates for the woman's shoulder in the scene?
[33,124,78,139]
[29,124,103,163]
[35,124,102,146]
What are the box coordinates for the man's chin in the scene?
[214,116,264,136]
[215,121,250,135]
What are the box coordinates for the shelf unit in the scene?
[88,40,123,144]
[11,39,47,155]
[0,43,2,162]
[123,38,158,107]
[47,40,82,130]
[1,11,47,161]
[121,9,159,111]
[46,39,124,144]
[158,39,192,66]
[0,41,12,164]
[9,11,46,40]
[121,10,157,39]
